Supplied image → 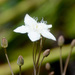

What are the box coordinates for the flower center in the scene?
[29,24,44,33]
[36,25,38,29]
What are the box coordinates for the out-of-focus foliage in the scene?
[0,0,75,75]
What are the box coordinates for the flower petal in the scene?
[24,14,37,26]
[13,25,29,34]
[47,24,52,28]
[28,31,40,42]
[41,30,56,41]
[38,23,52,30]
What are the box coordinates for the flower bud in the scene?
[43,49,50,57]
[58,35,64,47]
[1,37,8,48]
[17,55,24,66]
[45,63,50,70]
[71,39,75,48]
[48,71,54,75]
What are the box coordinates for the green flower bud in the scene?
[1,37,8,48]
[58,35,64,47]
[17,55,24,66]
[43,49,50,57]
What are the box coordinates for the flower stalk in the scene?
[63,48,73,75]
[63,39,75,75]
[1,37,14,75]
[33,42,36,75]
[36,37,43,68]
[32,38,43,75]
[37,56,44,75]
[59,47,63,75]
[37,49,50,75]
[4,48,14,75]
[19,66,21,75]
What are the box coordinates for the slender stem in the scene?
[35,42,38,65]
[33,42,36,75]
[63,47,73,75]
[59,46,63,75]
[33,42,35,65]
[19,66,21,75]
[43,38,46,46]
[37,56,44,75]
[36,37,42,68]
[4,48,14,75]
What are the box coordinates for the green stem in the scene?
[19,66,21,75]
[35,42,38,65]
[36,37,42,68]
[59,47,63,75]
[43,38,46,46]
[4,48,14,75]
[63,47,73,75]
[37,57,44,75]
[33,42,36,75]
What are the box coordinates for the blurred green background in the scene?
[0,0,75,75]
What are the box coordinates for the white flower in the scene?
[13,14,56,42]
